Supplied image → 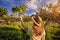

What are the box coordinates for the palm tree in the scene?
[0,8,8,17]
[12,5,27,16]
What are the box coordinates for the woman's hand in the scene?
[20,15,24,21]
[20,15,28,29]
[20,15,23,20]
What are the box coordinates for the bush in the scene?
[45,23,60,40]
[0,27,30,40]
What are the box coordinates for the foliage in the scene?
[23,16,32,22]
[39,3,60,23]
[0,8,8,17]
[12,5,27,16]
[45,23,60,40]
[0,20,60,40]
[0,25,30,40]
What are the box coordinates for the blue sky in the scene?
[0,0,28,15]
[0,0,58,15]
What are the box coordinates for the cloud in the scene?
[26,0,42,9]
[29,12,36,16]
[25,0,44,15]
[47,0,58,5]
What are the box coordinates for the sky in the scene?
[0,0,58,15]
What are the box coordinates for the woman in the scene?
[20,13,45,40]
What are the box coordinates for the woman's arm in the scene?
[41,29,45,40]
[38,16,42,23]
[41,35,45,40]
[20,15,28,29]
[32,16,42,27]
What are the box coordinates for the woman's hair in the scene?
[34,15,40,26]
[31,12,42,26]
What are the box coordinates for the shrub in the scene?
[0,27,30,40]
[45,23,60,40]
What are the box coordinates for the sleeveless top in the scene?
[28,26,45,40]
